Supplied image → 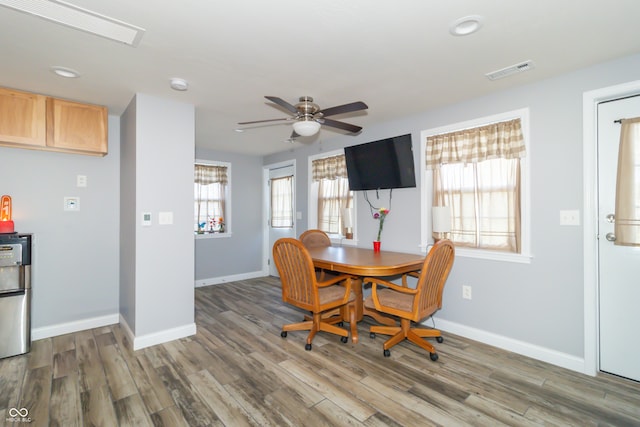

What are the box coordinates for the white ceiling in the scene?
[1,0,639,156]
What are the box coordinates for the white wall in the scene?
[263,52,640,369]
[194,148,264,285]
[120,94,195,346]
[119,98,137,331]
[0,116,120,337]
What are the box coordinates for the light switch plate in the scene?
[158,211,173,225]
[560,210,580,226]
[77,175,87,187]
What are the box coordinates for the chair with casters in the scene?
[300,229,335,281]
[363,239,455,361]
[299,229,331,248]
[299,229,350,327]
[272,237,356,350]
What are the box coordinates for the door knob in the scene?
[605,232,616,242]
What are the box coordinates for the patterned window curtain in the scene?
[195,164,227,232]
[426,118,525,252]
[312,155,353,234]
[271,176,293,228]
[614,117,640,246]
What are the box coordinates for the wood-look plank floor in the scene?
[1,276,639,426]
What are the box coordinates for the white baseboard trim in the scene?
[195,270,265,287]
[433,317,586,374]
[119,314,197,351]
[118,314,136,349]
[32,313,119,341]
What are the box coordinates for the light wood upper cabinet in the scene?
[0,87,108,156]
[46,97,107,155]
[0,87,47,147]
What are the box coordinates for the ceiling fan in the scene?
[238,96,368,139]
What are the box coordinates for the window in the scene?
[194,161,230,236]
[421,109,530,262]
[270,175,294,228]
[309,151,354,240]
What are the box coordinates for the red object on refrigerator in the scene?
[0,195,15,233]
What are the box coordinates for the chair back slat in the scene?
[273,238,318,311]
[414,240,455,320]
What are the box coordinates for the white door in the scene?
[267,164,296,276]
[597,95,640,382]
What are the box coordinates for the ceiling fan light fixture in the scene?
[292,119,321,136]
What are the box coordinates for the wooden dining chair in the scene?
[300,229,334,281]
[363,239,455,361]
[299,229,331,248]
[272,238,356,350]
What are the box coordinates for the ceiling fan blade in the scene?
[319,101,368,117]
[321,118,363,133]
[265,96,299,115]
[237,117,290,125]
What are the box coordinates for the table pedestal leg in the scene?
[343,277,363,343]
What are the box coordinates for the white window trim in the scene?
[195,159,232,240]
[419,108,532,263]
[308,149,357,246]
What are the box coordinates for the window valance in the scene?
[312,155,347,181]
[195,164,228,185]
[426,118,525,169]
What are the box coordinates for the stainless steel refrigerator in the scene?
[0,233,32,359]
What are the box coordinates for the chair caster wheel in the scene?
[281,331,287,338]
[436,336,444,343]
[341,336,348,343]
[383,349,391,357]
[338,322,344,327]
[370,332,376,339]
[305,343,312,351]
[430,352,438,361]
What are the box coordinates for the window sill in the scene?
[421,244,532,264]
[195,232,231,240]
[329,235,358,247]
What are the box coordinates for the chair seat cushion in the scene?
[318,285,355,305]
[364,288,413,312]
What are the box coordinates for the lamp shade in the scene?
[292,119,321,136]
[342,208,353,228]
[432,206,451,233]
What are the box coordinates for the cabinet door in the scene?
[47,97,108,155]
[0,87,46,147]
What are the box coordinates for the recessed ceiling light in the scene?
[50,66,80,78]
[170,78,188,91]
[449,15,483,36]
[234,129,244,133]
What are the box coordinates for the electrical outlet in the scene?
[462,285,472,300]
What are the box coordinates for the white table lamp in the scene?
[343,208,353,239]
[432,206,451,242]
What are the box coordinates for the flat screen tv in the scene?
[344,134,416,191]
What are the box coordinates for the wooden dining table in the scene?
[307,245,425,343]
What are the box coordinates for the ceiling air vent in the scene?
[0,0,145,46]
[485,60,535,81]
